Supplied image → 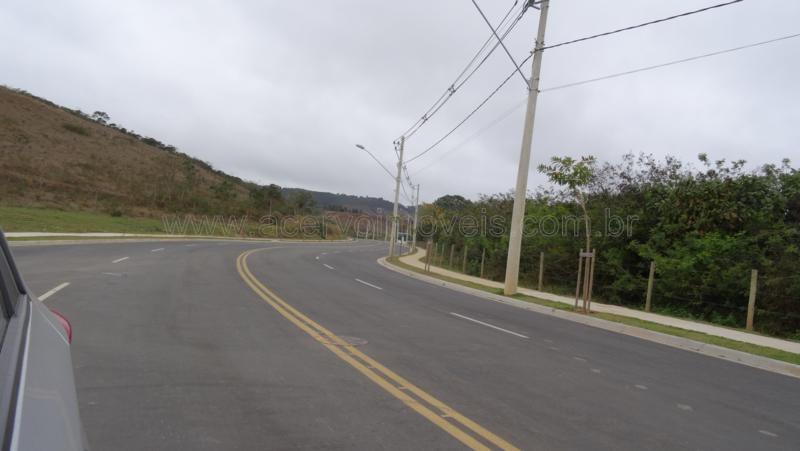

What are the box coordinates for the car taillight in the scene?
[48,308,72,343]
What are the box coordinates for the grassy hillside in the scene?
[0,85,399,228]
[0,85,256,217]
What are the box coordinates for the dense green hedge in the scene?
[418,154,800,339]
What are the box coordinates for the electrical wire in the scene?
[541,0,745,51]
[399,1,519,139]
[412,97,526,176]
[541,32,800,92]
[471,0,528,85]
[405,51,528,164]
[406,30,799,168]
[400,1,528,141]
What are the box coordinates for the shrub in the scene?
[62,123,90,136]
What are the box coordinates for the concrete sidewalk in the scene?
[399,248,800,355]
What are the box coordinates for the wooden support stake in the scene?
[449,244,455,268]
[462,246,468,273]
[480,248,486,278]
[537,251,544,291]
[746,269,758,331]
[574,249,584,310]
[586,249,597,313]
[645,261,655,312]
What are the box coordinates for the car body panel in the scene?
[0,231,85,451]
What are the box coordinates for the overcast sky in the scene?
[3,0,799,204]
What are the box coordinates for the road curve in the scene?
[11,240,800,450]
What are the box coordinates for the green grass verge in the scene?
[388,257,800,366]
[0,206,337,240]
[0,206,164,234]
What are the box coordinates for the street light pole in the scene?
[504,0,550,295]
[389,137,405,258]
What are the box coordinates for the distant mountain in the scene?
[282,188,408,215]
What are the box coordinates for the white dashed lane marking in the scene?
[323,264,335,270]
[112,257,129,263]
[450,312,529,339]
[39,282,70,302]
[151,248,164,252]
[355,279,383,291]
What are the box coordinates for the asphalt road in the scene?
[10,240,800,450]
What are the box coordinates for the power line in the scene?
[405,51,530,164]
[405,0,746,148]
[413,98,526,176]
[471,0,528,85]
[399,1,519,140]
[407,31,800,168]
[542,0,745,51]
[404,0,752,167]
[400,1,528,141]
[399,178,413,204]
[541,32,800,92]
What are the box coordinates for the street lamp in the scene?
[355,140,405,257]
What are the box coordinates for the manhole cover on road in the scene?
[318,336,368,347]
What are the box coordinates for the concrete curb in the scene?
[379,257,800,380]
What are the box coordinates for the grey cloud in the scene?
[2,0,798,204]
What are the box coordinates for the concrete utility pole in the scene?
[504,0,550,296]
[411,184,420,252]
[389,137,405,258]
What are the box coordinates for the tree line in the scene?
[418,153,800,338]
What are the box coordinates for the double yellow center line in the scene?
[236,249,520,451]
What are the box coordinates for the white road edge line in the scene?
[355,278,383,290]
[112,256,129,263]
[323,264,335,270]
[151,248,165,252]
[39,282,70,302]
[450,312,529,339]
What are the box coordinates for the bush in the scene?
[62,123,90,136]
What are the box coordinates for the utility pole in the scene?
[504,0,550,296]
[411,184,420,252]
[389,137,405,258]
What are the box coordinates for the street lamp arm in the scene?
[355,144,396,180]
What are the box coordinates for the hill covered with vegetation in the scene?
[0,85,399,224]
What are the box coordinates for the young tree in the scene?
[91,111,110,125]
[288,191,315,215]
[538,155,596,250]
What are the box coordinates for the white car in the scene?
[0,230,86,450]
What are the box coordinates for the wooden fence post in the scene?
[537,251,544,291]
[462,246,468,273]
[645,261,655,312]
[449,244,455,268]
[586,249,597,312]
[480,248,486,278]
[746,269,758,331]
